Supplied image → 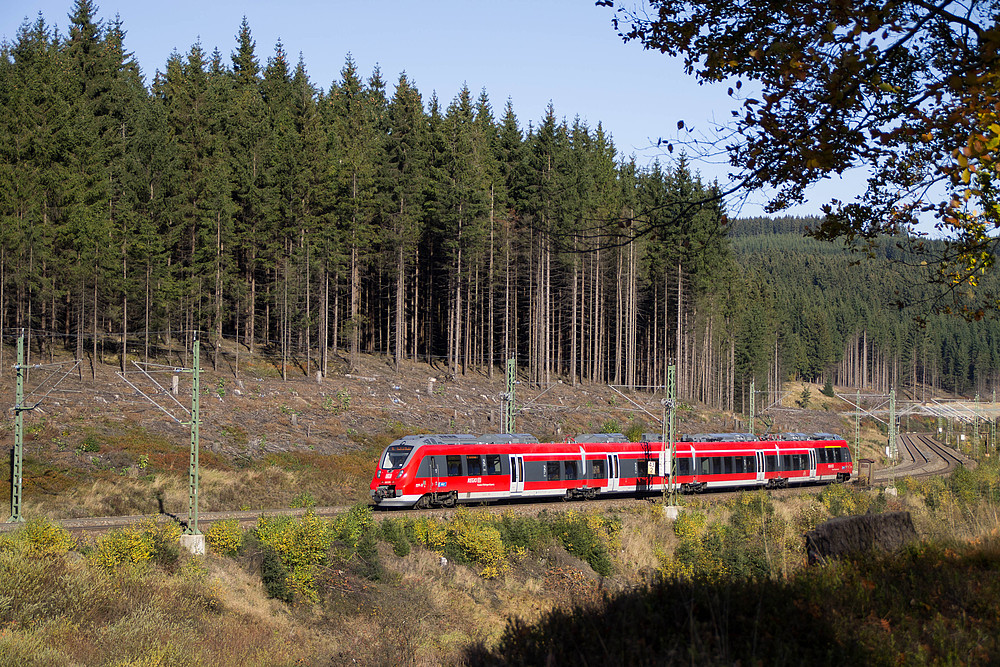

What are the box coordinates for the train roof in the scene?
[475,433,540,444]
[388,434,481,447]
[571,433,628,443]
[681,432,760,442]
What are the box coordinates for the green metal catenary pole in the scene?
[749,378,755,436]
[502,357,515,434]
[667,364,676,506]
[187,334,201,535]
[7,332,25,523]
[888,388,897,462]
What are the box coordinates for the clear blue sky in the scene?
[2,0,861,217]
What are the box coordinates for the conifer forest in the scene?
[3,1,1000,409]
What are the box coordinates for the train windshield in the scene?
[381,444,413,470]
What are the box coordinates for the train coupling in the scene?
[372,485,398,503]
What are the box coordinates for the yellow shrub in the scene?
[255,511,334,602]
[0,517,75,556]
[450,511,508,579]
[673,510,707,540]
[91,526,155,570]
[89,519,180,571]
[412,517,447,552]
[205,518,243,556]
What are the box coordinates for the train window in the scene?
[381,444,413,470]
[485,455,502,476]
[841,447,852,462]
[724,457,734,474]
[564,461,579,480]
[765,455,776,472]
[466,455,482,476]
[780,455,790,471]
[711,457,723,475]
[677,458,691,476]
[446,455,463,477]
[747,456,757,473]
[699,457,711,475]
[546,461,561,481]
[591,460,606,479]
[734,457,744,474]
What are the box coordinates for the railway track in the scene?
[1,435,974,536]
[875,432,974,484]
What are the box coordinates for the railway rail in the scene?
[1,433,974,536]
[875,432,974,484]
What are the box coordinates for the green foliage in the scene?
[379,518,411,557]
[599,420,621,434]
[624,421,646,443]
[332,503,375,548]
[290,492,317,509]
[798,387,812,408]
[89,520,181,571]
[205,519,243,557]
[821,378,835,397]
[819,484,886,517]
[259,546,292,603]
[659,492,789,581]
[550,511,620,577]
[254,511,335,602]
[0,517,75,557]
[496,512,549,552]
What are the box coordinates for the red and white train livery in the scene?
[370,432,852,509]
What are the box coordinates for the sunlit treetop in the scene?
[602,0,1000,316]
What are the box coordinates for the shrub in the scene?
[411,517,448,552]
[90,519,180,571]
[260,546,292,602]
[355,527,384,581]
[379,518,411,557]
[0,517,75,556]
[254,510,334,602]
[205,518,243,556]
[599,419,621,434]
[290,491,317,509]
[497,512,549,551]
[624,421,646,442]
[820,483,885,516]
[821,378,836,397]
[551,511,619,577]
[332,503,375,548]
[449,511,507,579]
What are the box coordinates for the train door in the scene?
[808,449,817,481]
[509,455,524,496]
[430,456,440,490]
[755,451,765,484]
[607,454,621,492]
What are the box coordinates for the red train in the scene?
[370,431,853,509]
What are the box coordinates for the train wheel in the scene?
[443,492,457,508]
[415,495,430,509]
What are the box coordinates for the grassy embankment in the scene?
[2,459,999,666]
